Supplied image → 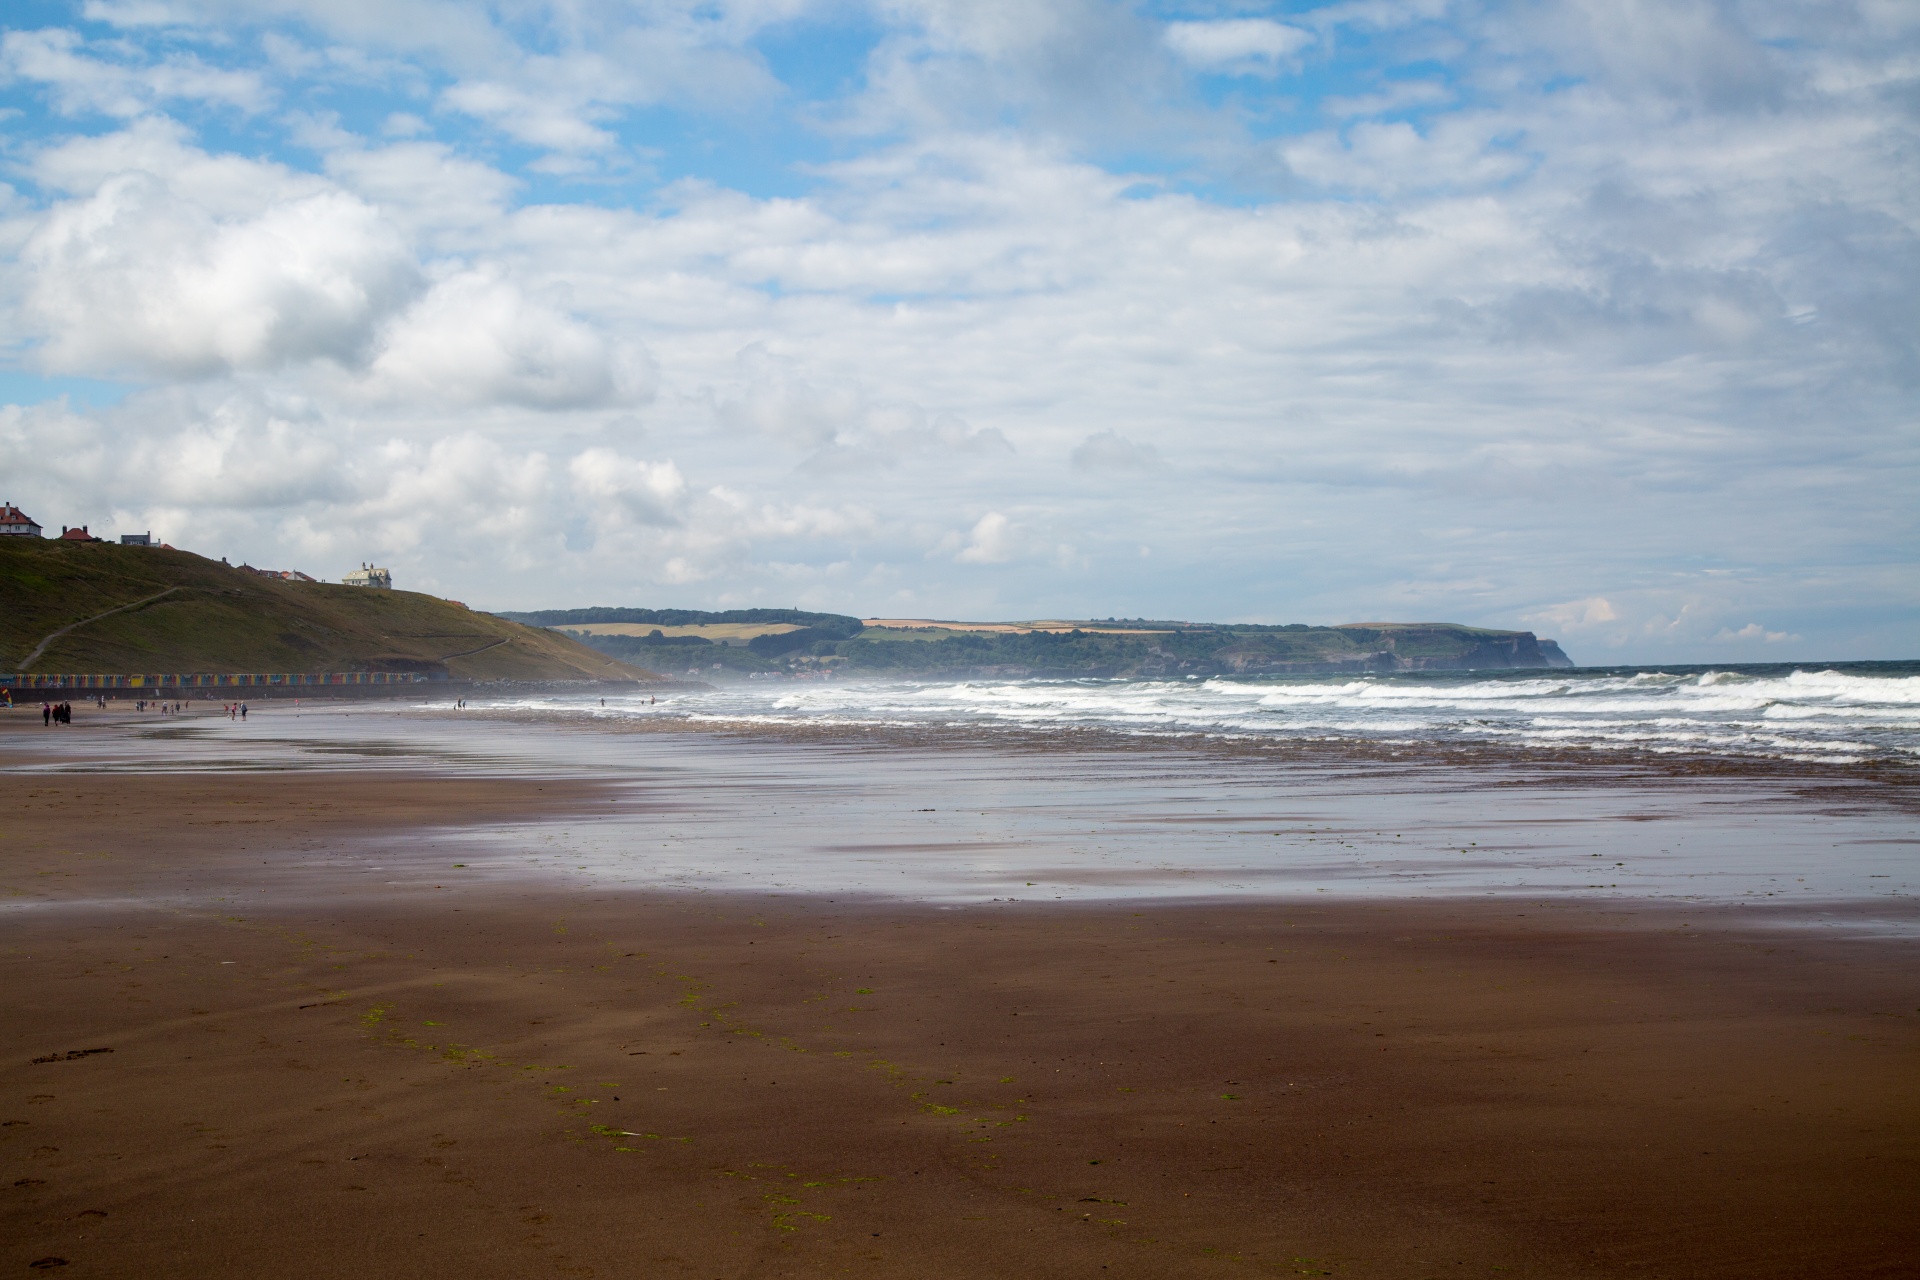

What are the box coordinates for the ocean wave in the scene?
[447,664,1920,765]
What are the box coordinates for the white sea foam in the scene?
[469,665,1920,765]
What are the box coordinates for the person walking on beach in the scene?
[240,702,248,719]
[43,701,51,727]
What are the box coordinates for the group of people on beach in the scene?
[30,698,250,721]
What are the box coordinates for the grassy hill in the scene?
[1,538,657,683]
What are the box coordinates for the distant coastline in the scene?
[497,607,1574,679]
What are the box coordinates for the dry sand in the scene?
[2,731,1917,1278]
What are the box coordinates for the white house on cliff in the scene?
[342,563,393,589]
[1,503,42,537]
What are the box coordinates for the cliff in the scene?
[822,622,1575,678]
[529,608,1576,678]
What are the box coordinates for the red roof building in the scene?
[59,525,101,541]
[0,503,42,537]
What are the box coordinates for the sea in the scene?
[498,662,1920,767]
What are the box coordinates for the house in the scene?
[342,563,393,589]
[238,564,318,582]
[120,532,152,546]
[59,525,101,541]
[1,503,41,537]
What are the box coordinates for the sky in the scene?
[0,0,1914,663]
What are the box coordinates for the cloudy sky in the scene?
[0,0,1914,661]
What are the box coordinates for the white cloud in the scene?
[1163,19,1311,74]
[369,268,653,410]
[955,511,1016,563]
[1323,80,1451,119]
[1527,596,1619,632]
[441,79,617,155]
[570,448,687,527]
[713,344,1008,462]
[79,2,194,26]
[1712,622,1798,644]
[23,172,418,377]
[740,501,877,541]
[1,28,270,117]
[321,140,519,233]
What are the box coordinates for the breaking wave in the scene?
[485,664,1920,765]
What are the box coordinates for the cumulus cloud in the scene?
[570,448,687,527]
[954,511,1017,564]
[23,172,418,377]
[1527,596,1620,632]
[369,268,654,410]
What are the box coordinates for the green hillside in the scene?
[0,538,657,683]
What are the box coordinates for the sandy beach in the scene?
[3,705,1917,1278]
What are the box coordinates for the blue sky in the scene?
[0,0,1915,661]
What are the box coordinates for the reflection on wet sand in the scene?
[5,701,1914,920]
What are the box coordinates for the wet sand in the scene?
[3,711,1918,1277]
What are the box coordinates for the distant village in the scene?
[0,501,392,589]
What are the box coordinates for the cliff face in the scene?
[803,623,1575,678]
[1537,639,1575,668]
[1178,625,1574,676]
[1351,625,1575,672]
[543,609,1580,679]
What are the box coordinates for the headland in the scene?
[502,606,1576,679]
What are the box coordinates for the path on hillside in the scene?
[14,587,183,672]
[437,637,509,661]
